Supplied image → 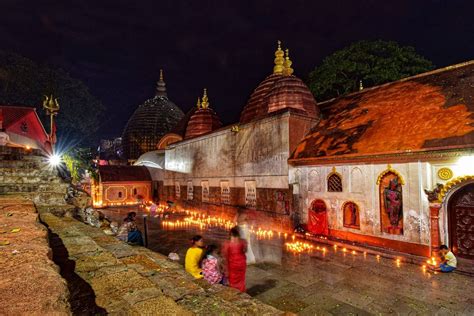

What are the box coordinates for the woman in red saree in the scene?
[222,226,247,292]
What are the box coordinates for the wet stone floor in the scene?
[101,208,474,315]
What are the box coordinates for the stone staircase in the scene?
[41,212,283,315]
[0,146,70,209]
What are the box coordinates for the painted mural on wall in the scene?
[220,181,230,204]
[187,181,193,200]
[175,181,180,199]
[245,180,257,209]
[201,181,209,203]
[275,191,289,214]
[379,172,403,235]
[343,201,360,229]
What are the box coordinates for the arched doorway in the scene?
[307,199,329,236]
[448,183,474,259]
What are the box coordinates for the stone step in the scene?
[33,193,68,207]
[40,213,284,315]
[0,160,42,169]
[1,175,63,184]
[0,167,54,176]
[0,183,68,194]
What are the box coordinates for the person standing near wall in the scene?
[222,227,247,292]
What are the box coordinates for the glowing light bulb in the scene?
[48,154,61,166]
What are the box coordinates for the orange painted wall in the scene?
[98,181,151,207]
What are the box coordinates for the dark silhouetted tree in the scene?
[0,50,104,145]
[307,40,434,101]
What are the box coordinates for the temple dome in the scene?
[240,43,319,124]
[184,90,222,139]
[122,71,184,160]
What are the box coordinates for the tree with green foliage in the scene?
[0,50,105,145]
[307,40,434,101]
[63,147,98,184]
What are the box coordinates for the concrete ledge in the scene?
[41,213,284,315]
[0,195,70,315]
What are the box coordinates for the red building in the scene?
[92,165,152,208]
[0,105,52,154]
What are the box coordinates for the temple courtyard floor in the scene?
[246,252,473,315]
[101,208,474,315]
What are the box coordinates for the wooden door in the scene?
[448,183,474,259]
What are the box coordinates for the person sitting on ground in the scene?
[432,245,457,273]
[185,235,204,279]
[116,212,144,246]
[201,244,223,285]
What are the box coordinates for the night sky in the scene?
[1,0,473,139]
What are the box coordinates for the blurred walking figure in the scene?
[222,226,247,292]
[235,210,257,264]
[185,235,205,279]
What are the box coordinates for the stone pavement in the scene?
[101,207,474,315]
[246,249,474,315]
[0,195,70,315]
[41,212,284,315]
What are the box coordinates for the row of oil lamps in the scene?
[146,203,438,270]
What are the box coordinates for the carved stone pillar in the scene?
[429,202,442,257]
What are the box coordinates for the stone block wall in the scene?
[0,195,70,315]
[159,111,317,232]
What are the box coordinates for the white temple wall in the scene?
[291,162,433,245]
[164,113,292,189]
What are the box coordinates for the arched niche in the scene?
[327,167,343,192]
[307,199,329,236]
[446,182,474,259]
[309,170,321,192]
[350,167,363,193]
[342,201,360,229]
[377,166,404,235]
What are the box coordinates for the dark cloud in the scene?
[1,0,473,139]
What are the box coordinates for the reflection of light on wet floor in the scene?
[100,208,430,273]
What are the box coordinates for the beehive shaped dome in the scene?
[184,90,222,139]
[240,42,319,124]
[122,71,184,160]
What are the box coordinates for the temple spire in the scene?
[283,48,294,76]
[201,88,209,109]
[273,40,285,74]
[156,69,167,97]
[196,97,201,109]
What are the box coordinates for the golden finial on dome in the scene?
[283,48,294,76]
[273,40,285,75]
[156,69,167,97]
[196,97,201,109]
[201,88,209,109]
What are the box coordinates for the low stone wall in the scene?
[41,213,284,315]
[0,195,70,315]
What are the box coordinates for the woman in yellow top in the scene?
[185,235,204,278]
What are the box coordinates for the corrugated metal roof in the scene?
[99,165,152,182]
